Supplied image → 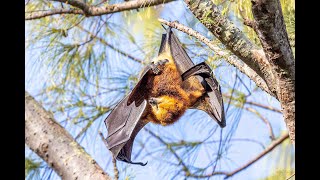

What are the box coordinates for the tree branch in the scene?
[245,107,275,140]
[222,93,282,113]
[251,0,295,78]
[26,0,175,20]
[182,0,294,143]
[99,131,119,180]
[186,133,289,179]
[224,132,289,179]
[245,100,282,113]
[158,18,275,98]
[251,0,295,143]
[25,91,112,180]
[183,0,277,97]
[144,128,191,175]
[25,9,82,20]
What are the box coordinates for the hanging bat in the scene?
[104,27,225,166]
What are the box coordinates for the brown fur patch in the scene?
[145,51,205,126]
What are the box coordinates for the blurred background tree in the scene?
[25,0,295,179]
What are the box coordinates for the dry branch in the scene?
[245,107,275,140]
[25,91,111,180]
[186,133,289,179]
[99,131,119,180]
[26,0,175,20]
[245,100,282,114]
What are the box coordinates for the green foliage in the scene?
[211,0,295,50]
[25,158,41,178]
[259,135,295,180]
[25,0,294,179]
[280,0,295,55]
[261,169,295,180]
[122,7,164,64]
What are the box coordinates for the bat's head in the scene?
[152,47,174,65]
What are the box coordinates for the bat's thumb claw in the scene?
[140,161,148,166]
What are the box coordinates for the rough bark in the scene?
[183,0,295,143]
[25,91,112,180]
[25,0,175,20]
[251,0,295,143]
[184,0,277,97]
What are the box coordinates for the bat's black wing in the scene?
[181,62,226,127]
[105,66,152,166]
[159,27,226,127]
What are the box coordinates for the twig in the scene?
[144,128,191,175]
[245,100,282,114]
[186,133,289,179]
[205,138,265,150]
[286,173,295,180]
[75,112,104,140]
[99,131,119,180]
[25,9,82,20]
[98,131,109,147]
[223,93,282,113]
[112,156,119,180]
[245,107,276,140]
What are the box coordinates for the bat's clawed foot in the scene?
[117,151,148,166]
[151,59,169,74]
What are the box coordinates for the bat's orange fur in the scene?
[144,48,205,126]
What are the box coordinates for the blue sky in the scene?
[25,1,294,179]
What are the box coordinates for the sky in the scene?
[25,1,294,180]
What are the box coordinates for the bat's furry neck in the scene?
[153,45,174,64]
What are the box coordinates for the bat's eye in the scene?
[149,98,157,105]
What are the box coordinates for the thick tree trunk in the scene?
[25,91,112,180]
[183,0,295,143]
[251,0,295,143]
[184,0,277,98]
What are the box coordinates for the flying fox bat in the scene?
[104,27,225,166]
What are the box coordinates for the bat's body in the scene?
[144,48,205,126]
[105,27,226,166]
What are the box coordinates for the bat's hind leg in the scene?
[117,149,147,166]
